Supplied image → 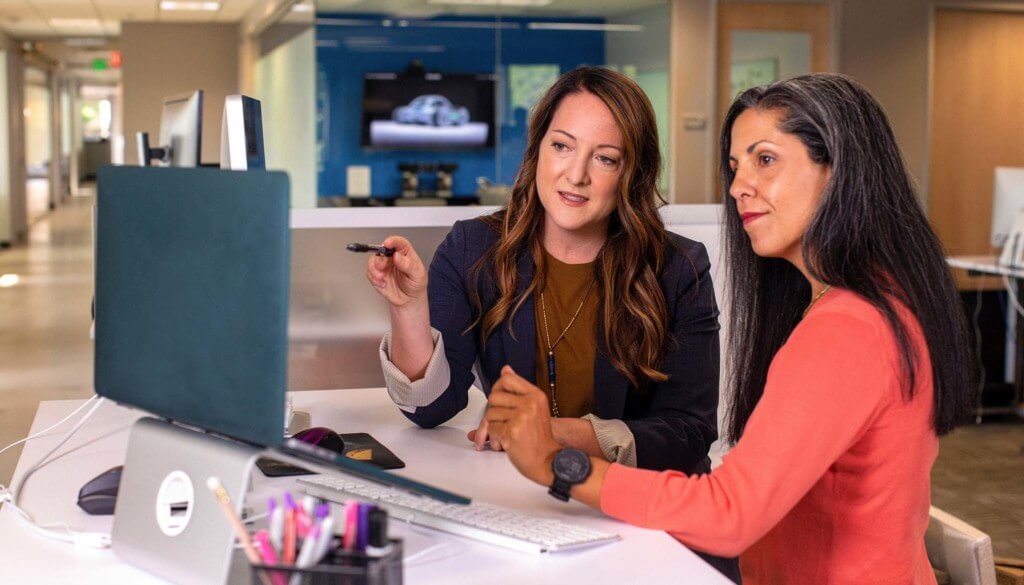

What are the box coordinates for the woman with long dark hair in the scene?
[365,68,727,504]
[484,73,975,583]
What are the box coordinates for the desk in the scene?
[0,388,731,584]
[947,255,1024,419]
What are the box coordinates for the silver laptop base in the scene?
[112,417,260,585]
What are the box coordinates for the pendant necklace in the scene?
[540,279,595,417]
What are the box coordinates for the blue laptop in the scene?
[94,165,467,504]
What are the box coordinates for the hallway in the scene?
[0,189,94,484]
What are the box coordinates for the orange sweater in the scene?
[601,289,938,584]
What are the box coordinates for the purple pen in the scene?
[314,503,330,522]
[356,504,371,552]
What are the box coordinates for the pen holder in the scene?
[250,540,402,585]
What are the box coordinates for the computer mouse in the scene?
[293,427,345,454]
[77,465,123,516]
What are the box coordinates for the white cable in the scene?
[972,286,986,424]
[0,396,112,549]
[11,396,106,500]
[0,395,99,457]
[1003,275,1024,317]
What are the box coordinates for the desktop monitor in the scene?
[220,95,265,171]
[991,166,1024,248]
[137,90,203,167]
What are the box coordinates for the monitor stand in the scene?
[111,417,261,585]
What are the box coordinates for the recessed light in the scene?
[0,274,20,288]
[526,22,644,32]
[49,19,102,28]
[65,37,107,47]
[159,1,222,11]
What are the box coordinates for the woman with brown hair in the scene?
[366,66,732,573]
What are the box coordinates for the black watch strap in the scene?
[548,478,572,502]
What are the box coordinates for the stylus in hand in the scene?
[346,243,395,257]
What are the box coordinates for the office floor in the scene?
[1,194,1022,560]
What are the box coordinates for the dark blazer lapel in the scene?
[500,250,538,384]
[593,310,628,418]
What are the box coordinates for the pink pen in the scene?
[254,530,287,585]
[343,500,359,551]
[295,505,310,540]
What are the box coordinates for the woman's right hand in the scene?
[365,236,428,308]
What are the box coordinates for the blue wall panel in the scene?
[316,14,605,199]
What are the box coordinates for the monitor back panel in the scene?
[95,165,290,446]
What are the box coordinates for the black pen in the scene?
[346,243,395,257]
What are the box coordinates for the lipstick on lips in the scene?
[740,211,766,225]
[559,190,588,205]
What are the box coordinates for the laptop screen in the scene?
[95,166,290,446]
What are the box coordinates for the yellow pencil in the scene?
[206,476,262,565]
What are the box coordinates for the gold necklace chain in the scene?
[802,284,833,319]
[540,279,595,418]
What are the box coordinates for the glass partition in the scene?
[729,30,811,98]
[314,0,671,205]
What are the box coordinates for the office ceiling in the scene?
[0,0,662,39]
[0,0,267,38]
[315,0,667,18]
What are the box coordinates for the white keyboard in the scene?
[297,475,620,554]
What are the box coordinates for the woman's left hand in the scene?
[485,366,561,486]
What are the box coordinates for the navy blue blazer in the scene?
[404,217,721,474]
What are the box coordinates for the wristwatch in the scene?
[548,448,592,502]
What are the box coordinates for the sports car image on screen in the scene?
[392,95,471,127]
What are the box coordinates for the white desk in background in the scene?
[947,255,1024,419]
[0,388,731,584]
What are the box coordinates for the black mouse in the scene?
[77,465,123,515]
[293,427,345,454]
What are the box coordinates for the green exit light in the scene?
[91,58,108,70]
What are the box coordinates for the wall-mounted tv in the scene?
[361,72,496,150]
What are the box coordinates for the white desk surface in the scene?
[1,388,731,584]
[947,254,1024,279]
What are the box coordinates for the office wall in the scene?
[839,0,1024,208]
[121,23,239,165]
[839,0,931,201]
[670,0,716,203]
[1,32,27,245]
[254,26,317,208]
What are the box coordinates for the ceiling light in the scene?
[65,38,107,47]
[526,22,644,32]
[427,0,552,6]
[49,19,102,28]
[291,2,314,12]
[159,1,222,11]
[0,274,20,288]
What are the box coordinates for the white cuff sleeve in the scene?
[379,328,452,413]
[581,414,638,467]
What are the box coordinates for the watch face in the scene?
[552,448,591,483]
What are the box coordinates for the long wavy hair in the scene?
[469,66,671,389]
[720,74,975,442]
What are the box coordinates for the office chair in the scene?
[925,506,997,585]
